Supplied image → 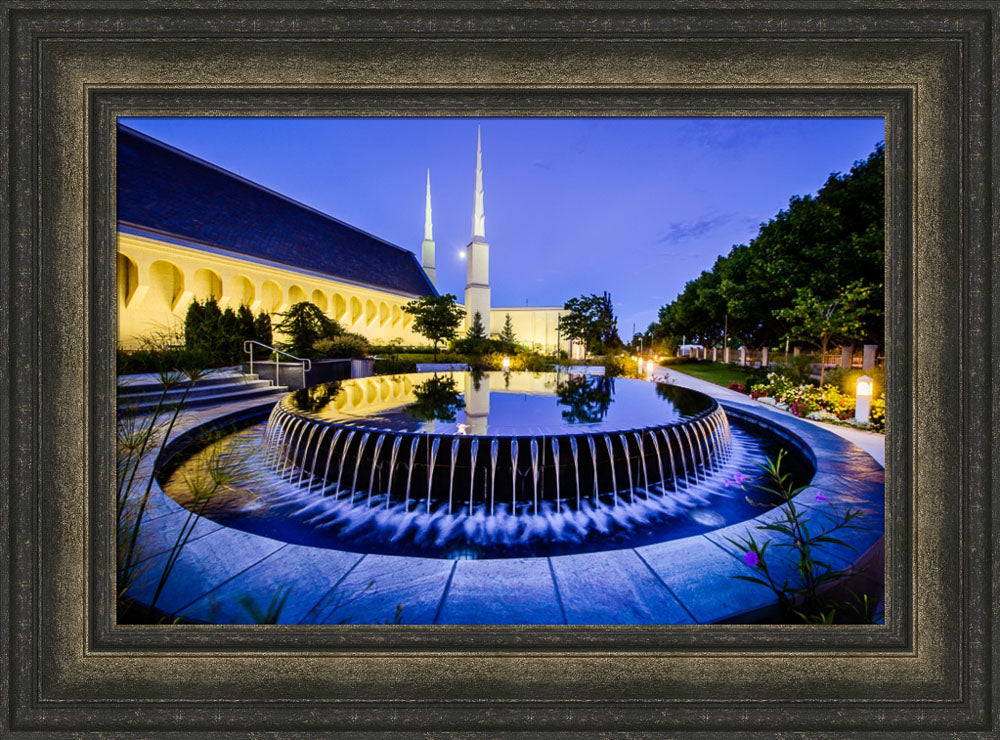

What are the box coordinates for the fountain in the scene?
[264,371,732,511]
[160,370,814,560]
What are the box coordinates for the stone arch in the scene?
[149,260,184,310]
[365,299,377,325]
[288,285,306,305]
[261,280,282,314]
[391,304,402,326]
[378,301,390,326]
[332,293,347,321]
[117,252,139,308]
[193,268,223,302]
[311,289,328,312]
[349,296,362,324]
[231,275,255,306]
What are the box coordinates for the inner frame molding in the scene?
[2,3,995,736]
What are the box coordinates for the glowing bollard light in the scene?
[501,355,511,372]
[637,358,645,376]
[645,360,654,380]
[855,375,874,424]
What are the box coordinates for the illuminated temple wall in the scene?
[117,231,428,349]
[488,306,569,355]
[118,231,573,355]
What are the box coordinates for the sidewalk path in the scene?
[657,365,885,467]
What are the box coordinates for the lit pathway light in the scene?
[855,375,873,424]
[501,355,511,372]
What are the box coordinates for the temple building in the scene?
[116,124,568,353]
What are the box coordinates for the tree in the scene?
[776,280,879,385]
[558,291,620,354]
[219,307,240,363]
[466,310,487,339]
[184,298,227,361]
[236,304,256,342]
[499,313,517,347]
[273,301,342,358]
[402,293,466,360]
[253,311,272,347]
[183,299,206,350]
[651,141,885,352]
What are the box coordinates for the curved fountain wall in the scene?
[261,382,734,515]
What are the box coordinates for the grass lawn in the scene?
[666,361,753,388]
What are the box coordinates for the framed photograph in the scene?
[2,2,996,735]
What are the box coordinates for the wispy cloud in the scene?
[532,160,552,170]
[677,119,777,153]
[655,213,736,245]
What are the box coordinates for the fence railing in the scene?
[243,340,312,389]
[686,346,883,370]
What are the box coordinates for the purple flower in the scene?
[733,471,746,485]
[723,478,731,487]
[815,492,829,502]
[744,551,760,567]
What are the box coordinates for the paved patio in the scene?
[120,385,885,626]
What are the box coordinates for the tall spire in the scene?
[421,168,437,288]
[423,169,433,241]
[471,125,486,240]
[464,126,491,335]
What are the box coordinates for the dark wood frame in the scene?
[1,1,996,735]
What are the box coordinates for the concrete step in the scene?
[118,384,288,415]
[117,371,257,394]
[118,378,273,404]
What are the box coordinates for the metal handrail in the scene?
[243,340,312,389]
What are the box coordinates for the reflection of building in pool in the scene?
[301,371,564,421]
[117,124,570,352]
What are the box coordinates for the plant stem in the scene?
[119,379,195,587]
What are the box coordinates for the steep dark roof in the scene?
[116,124,436,297]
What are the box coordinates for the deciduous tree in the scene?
[776,280,880,385]
[402,293,466,360]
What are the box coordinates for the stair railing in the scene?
[243,340,312,389]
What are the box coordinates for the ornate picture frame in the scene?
[2,2,996,735]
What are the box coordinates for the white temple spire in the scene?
[421,168,437,288]
[465,126,491,334]
[423,169,433,241]
[471,125,486,240]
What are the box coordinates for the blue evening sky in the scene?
[120,117,884,336]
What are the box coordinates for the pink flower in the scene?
[744,551,760,567]
[733,471,746,485]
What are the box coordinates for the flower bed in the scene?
[749,372,884,433]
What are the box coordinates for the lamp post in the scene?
[855,375,873,424]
